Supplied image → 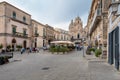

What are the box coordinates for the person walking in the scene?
[76,44,78,51]
[21,47,25,54]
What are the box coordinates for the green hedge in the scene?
[0,44,3,49]
[0,56,9,65]
[49,46,69,54]
[89,48,96,52]
[86,48,91,55]
[95,49,102,57]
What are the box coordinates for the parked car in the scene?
[43,46,47,50]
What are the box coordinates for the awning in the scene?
[50,41,74,44]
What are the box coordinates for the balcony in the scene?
[34,33,39,37]
[43,35,46,39]
[12,32,28,38]
[89,8,101,35]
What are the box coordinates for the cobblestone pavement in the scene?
[0,50,120,80]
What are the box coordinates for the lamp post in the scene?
[82,38,85,57]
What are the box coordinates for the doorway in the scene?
[23,40,27,48]
[108,27,119,70]
[12,38,16,51]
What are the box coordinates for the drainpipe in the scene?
[4,3,7,50]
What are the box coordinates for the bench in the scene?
[0,52,13,65]
[0,52,13,58]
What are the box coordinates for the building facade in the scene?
[0,1,72,50]
[54,28,70,41]
[31,20,45,48]
[45,24,54,45]
[82,26,89,45]
[87,0,111,58]
[0,2,31,50]
[69,16,83,45]
[108,0,120,70]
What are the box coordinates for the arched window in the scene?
[13,12,16,19]
[12,38,16,43]
[77,33,80,39]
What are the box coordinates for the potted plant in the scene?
[0,57,4,65]
[0,44,3,52]
[6,45,11,52]
[95,49,102,57]
[16,45,22,51]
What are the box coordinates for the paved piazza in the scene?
[0,50,120,80]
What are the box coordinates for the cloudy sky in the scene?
[0,0,92,30]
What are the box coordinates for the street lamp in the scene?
[82,38,85,57]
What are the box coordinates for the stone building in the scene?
[87,0,111,58]
[0,1,31,50]
[31,19,45,48]
[83,26,89,45]
[45,24,54,45]
[108,0,120,70]
[54,28,70,41]
[54,29,61,41]
[69,16,83,45]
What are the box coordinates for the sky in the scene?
[0,0,92,30]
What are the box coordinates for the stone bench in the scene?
[0,52,13,58]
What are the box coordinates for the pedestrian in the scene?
[78,44,80,50]
[76,44,78,51]
[29,47,32,53]
[21,47,25,54]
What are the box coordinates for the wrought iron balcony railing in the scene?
[89,8,101,35]
[12,32,28,38]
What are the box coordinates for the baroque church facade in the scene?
[69,17,83,45]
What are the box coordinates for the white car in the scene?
[43,46,47,50]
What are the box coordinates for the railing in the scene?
[12,32,28,38]
[89,8,101,34]
[34,33,39,37]
[43,35,46,39]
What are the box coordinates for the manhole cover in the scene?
[13,60,22,62]
[41,67,50,70]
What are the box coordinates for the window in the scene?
[13,12,16,19]
[61,35,63,40]
[64,35,66,40]
[34,27,39,37]
[71,36,73,40]
[12,27,16,34]
[115,0,120,1]
[35,28,38,34]
[112,0,120,2]
[23,16,26,22]
[23,29,27,36]
[43,28,46,36]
